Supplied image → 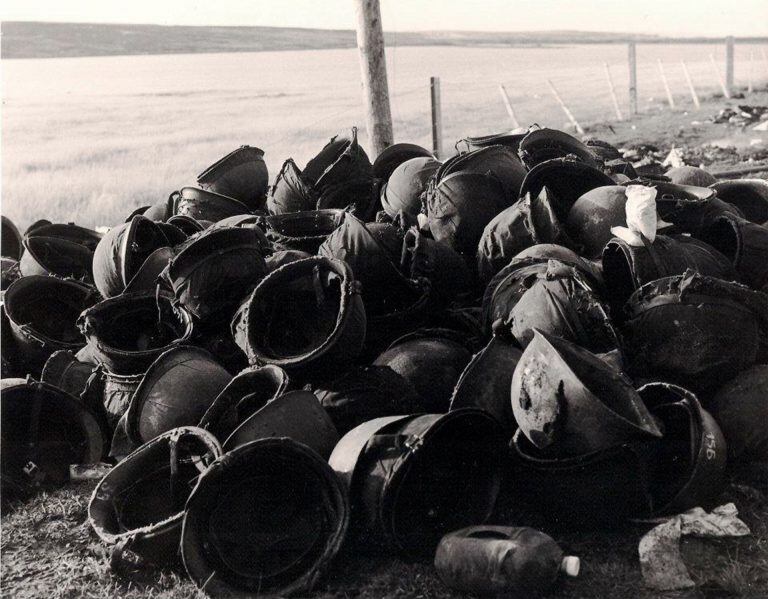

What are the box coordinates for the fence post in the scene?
[353,0,394,156]
[709,54,731,98]
[628,41,638,116]
[748,50,754,94]
[430,76,443,159]
[604,63,623,121]
[681,61,701,109]
[547,79,584,135]
[657,59,675,109]
[498,84,521,129]
[725,36,735,97]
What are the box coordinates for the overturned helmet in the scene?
[197,145,269,211]
[182,437,349,596]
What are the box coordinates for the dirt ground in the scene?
[2,91,768,598]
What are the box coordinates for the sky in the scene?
[1,0,767,37]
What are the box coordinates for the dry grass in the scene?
[3,44,766,231]
[2,471,767,598]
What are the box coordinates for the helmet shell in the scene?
[381,157,440,220]
[329,410,505,558]
[89,426,222,565]
[665,166,717,187]
[78,292,194,375]
[707,365,768,463]
[372,142,433,181]
[182,438,349,596]
[231,256,366,379]
[125,346,232,445]
[511,330,661,456]
[197,145,269,211]
[5,276,97,374]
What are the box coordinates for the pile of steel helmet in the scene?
[1,125,767,597]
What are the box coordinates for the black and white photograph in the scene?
[1,1,767,597]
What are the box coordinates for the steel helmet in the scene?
[449,335,523,435]
[520,157,615,222]
[1,216,23,260]
[231,256,366,379]
[511,330,662,455]
[19,236,94,283]
[165,214,207,236]
[698,212,768,290]
[89,426,222,566]
[315,365,422,436]
[517,127,600,170]
[264,209,346,253]
[2,378,103,498]
[494,260,620,353]
[602,234,736,312]
[302,128,372,191]
[565,185,630,258]
[664,165,717,187]
[462,131,527,154]
[267,158,318,215]
[476,194,575,286]
[198,364,291,440]
[706,365,768,464]
[318,214,414,314]
[709,178,768,223]
[182,438,349,597]
[4,276,97,374]
[160,226,268,324]
[197,145,269,211]
[125,346,231,445]
[584,137,622,161]
[637,382,726,515]
[24,222,103,252]
[41,349,109,433]
[329,410,505,558]
[401,227,473,308]
[623,271,768,394]
[219,389,338,456]
[509,429,655,525]
[482,244,604,328]
[92,215,175,298]
[373,329,472,413]
[78,292,194,375]
[441,145,527,203]
[372,142,433,181]
[381,156,441,220]
[627,178,737,234]
[428,171,510,258]
[171,186,251,223]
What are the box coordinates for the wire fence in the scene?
[260,42,768,160]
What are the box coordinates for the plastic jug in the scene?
[434,525,580,595]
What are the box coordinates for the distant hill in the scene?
[5,21,763,59]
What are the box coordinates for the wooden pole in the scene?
[709,53,731,98]
[498,84,521,129]
[657,59,675,109]
[763,48,768,77]
[353,0,393,157]
[748,50,754,94]
[681,61,701,109]
[603,63,623,120]
[628,41,638,116]
[725,36,735,97]
[546,79,584,135]
[430,76,443,158]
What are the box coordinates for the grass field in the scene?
[2,468,767,598]
[3,43,767,231]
